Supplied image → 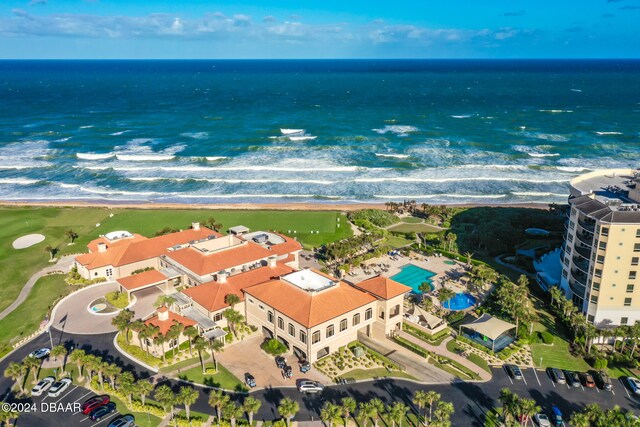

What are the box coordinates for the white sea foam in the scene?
[79,165,362,173]
[512,191,568,197]
[54,137,72,142]
[375,153,410,159]
[0,165,38,170]
[181,132,209,139]
[372,125,418,136]
[172,194,329,199]
[289,136,317,141]
[356,177,568,184]
[205,157,228,161]
[110,130,130,136]
[76,152,116,160]
[79,125,94,129]
[280,129,304,135]
[539,109,573,113]
[59,183,160,196]
[554,166,591,172]
[528,152,560,158]
[115,154,176,161]
[595,131,622,135]
[129,177,335,185]
[450,115,472,118]
[570,89,582,92]
[374,194,507,200]
[0,178,40,185]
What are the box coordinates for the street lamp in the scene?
[45,328,53,349]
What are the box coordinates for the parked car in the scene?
[31,376,55,396]
[28,348,50,359]
[297,380,324,393]
[595,370,613,391]
[563,371,580,387]
[547,368,566,384]
[300,361,311,373]
[551,406,565,427]
[276,356,286,369]
[505,364,523,380]
[89,402,116,421]
[284,366,293,379]
[534,413,551,427]
[245,373,256,388]
[627,377,640,395]
[108,415,135,427]
[82,395,110,415]
[579,372,596,388]
[48,378,72,397]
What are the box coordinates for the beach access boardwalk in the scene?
[0,255,75,321]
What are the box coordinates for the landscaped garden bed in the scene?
[314,341,406,381]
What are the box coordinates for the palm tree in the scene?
[153,333,167,362]
[4,362,27,394]
[138,324,159,357]
[224,293,241,310]
[183,325,199,356]
[499,388,517,425]
[97,361,110,389]
[437,288,455,314]
[111,309,135,343]
[83,355,99,383]
[516,398,539,426]
[433,401,454,426]
[584,323,598,353]
[243,397,262,426]
[0,406,19,427]
[549,286,562,308]
[340,397,356,426]
[66,229,78,243]
[464,252,474,269]
[50,345,67,372]
[104,363,121,389]
[412,390,428,427]
[69,349,86,381]
[630,321,640,357]
[569,412,590,427]
[177,386,199,421]
[386,402,408,427]
[154,384,176,419]
[135,379,154,406]
[223,401,243,427]
[23,357,40,384]
[44,244,57,261]
[167,323,185,359]
[209,389,230,426]
[320,402,342,427]
[223,309,245,338]
[154,295,176,309]
[193,337,208,373]
[118,371,136,405]
[208,339,225,371]
[278,397,300,427]
[418,282,432,304]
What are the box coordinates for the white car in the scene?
[31,376,55,396]
[297,380,324,393]
[628,377,640,395]
[534,413,551,427]
[47,378,72,397]
[28,348,50,359]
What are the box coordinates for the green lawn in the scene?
[388,223,443,233]
[177,364,246,392]
[341,367,417,381]
[530,340,591,371]
[400,217,424,224]
[106,392,162,427]
[386,235,414,248]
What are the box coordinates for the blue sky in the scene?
[1,0,639,58]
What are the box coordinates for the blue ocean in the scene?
[0,60,638,205]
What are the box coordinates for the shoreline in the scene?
[0,200,553,211]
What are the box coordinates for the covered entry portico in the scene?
[115,268,181,301]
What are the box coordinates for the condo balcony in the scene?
[576,231,594,247]
[570,268,589,287]
[569,276,587,297]
[572,256,590,274]
[578,220,595,234]
[574,245,592,262]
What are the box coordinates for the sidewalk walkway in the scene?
[396,331,491,381]
[357,334,453,384]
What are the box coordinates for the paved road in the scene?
[4,329,640,426]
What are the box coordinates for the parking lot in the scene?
[16,385,127,427]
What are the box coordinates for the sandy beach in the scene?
[0,200,552,211]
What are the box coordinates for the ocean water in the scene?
[0,59,638,205]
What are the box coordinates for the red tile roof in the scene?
[353,276,412,300]
[76,228,220,270]
[165,241,273,276]
[116,269,168,291]
[269,234,303,256]
[145,309,197,336]
[182,263,294,313]
[245,279,377,328]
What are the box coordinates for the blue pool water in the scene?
[391,264,436,293]
[443,293,477,311]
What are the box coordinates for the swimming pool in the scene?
[443,293,477,311]
[391,264,436,293]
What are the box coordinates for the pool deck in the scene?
[344,251,470,296]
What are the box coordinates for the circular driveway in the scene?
[51,282,165,334]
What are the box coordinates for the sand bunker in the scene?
[12,234,45,249]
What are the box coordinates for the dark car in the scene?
[245,373,256,388]
[300,361,311,373]
[82,395,110,415]
[284,365,293,379]
[276,356,286,369]
[579,372,596,388]
[563,371,580,387]
[506,364,523,380]
[547,368,566,384]
[89,402,116,421]
[595,370,613,391]
[108,415,135,427]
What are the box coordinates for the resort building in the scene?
[132,306,198,357]
[75,224,411,362]
[561,168,640,326]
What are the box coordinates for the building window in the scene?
[278,317,284,330]
[628,284,635,293]
[637,229,640,238]
[326,325,334,338]
[588,315,595,322]
[94,272,98,277]
[365,308,373,320]
[632,257,639,266]
[563,257,570,266]
[288,323,295,337]
[562,270,568,278]
[300,331,307,344]
[169,339,178,349]
[568,234,574,242]
[248,298,254,304]
[340,319,348,332]
[379,308,385,320]
[352,313,361,326]
[106,268,113,276]
[213,313,223,322]
[594,269,602,278]
[267,311,274,323]
[590,295,598,304]
[634,243,640,252]
[596,255,605,264]
[622,317,629,325]
[258,304,264,311]
[624,298,632,307]
[601,227,609,236]
[312,331,320,344]
[569,221,575,230]
[592,282,600,291]
[599,241,607,250]
[630,271,637,280]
